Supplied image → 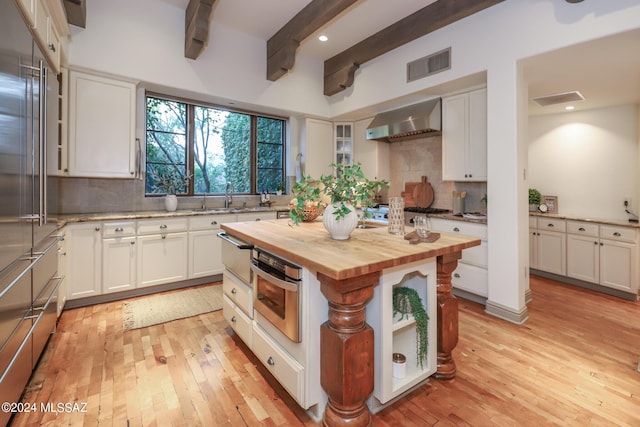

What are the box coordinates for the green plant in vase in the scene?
[289,162,388,226]
[392,286,429,369]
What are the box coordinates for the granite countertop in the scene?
[529,212,640,229]
[57,205,291,224]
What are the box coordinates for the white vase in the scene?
[165,194,178,212]
[323,202,358,240]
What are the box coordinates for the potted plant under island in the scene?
[289,163,388,239]
[392,286,429,369]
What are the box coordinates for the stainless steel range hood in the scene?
[365,98,441,142]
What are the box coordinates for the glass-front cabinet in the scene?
[334,123,353,166]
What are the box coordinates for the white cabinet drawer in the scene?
[431,218,487,240]
[103,221,136,237]
[223,270,253,317]
[461,240,488,268]
[236,212,277,222]
[452,262,488,297]
[137,218,187,235]
[566,221,598,237]
[223,295,252,346]
[599,225,637,243]
[252,323,304,405]
[536,218,566,232]
[189,214,236,231]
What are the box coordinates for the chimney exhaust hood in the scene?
[365,98,441,142]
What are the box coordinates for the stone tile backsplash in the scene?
[388,135,487,213]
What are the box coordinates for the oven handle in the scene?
[217,231,253,250]
[250,263,299,292]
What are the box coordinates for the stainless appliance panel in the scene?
[0,3,34,274]
[218,231,253,284]
[0,258,32,352]
[32,275,61,369]
[251,249,302,343]
[0,319,31,427]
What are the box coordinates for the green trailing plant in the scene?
[529,188,542,205]
[289,162,388,225]
[392,286,429,369]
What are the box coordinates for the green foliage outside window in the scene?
[145,95,285,196]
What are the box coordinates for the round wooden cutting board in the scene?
[413,176,434,208]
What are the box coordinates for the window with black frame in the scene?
[145,94,286,196]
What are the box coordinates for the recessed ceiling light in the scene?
[565,106,575,110]
[318,35,328,42]
[532,91,585,107]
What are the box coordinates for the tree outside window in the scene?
[145,95,286,196]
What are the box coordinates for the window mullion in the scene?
[251,115,258,194]
[187,105,195,195]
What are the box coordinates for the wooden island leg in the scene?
[317,271,380,427]
[436,252,462,380]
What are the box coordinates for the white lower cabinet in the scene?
[532,218,566,276]
[188,214,236,279]
[431,218,488,297]
[137,232,188,288]
[566,220,638,293]
[66,222,102,300]
[252,322,304,404]
[533,217,639,296]
[223,294,253,346]
[137,218,188,288]
[103,221,136,293]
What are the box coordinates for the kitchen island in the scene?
[221,219,480,427]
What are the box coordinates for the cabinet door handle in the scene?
[115,227,124,232]
[255,218,261,221]
[130,241,135,245]
[161,234,167,239]
[613,232,621,237]
[594,241,598,245]
[212,221,218,225]
[231,316,236,323]
[48,43,56,52]
[600,242,604,246]
[95,226,101,231]
[453,227,460,232]
[231,288,237,294]
[267,357,275,366]
[578,227,585,231]
[454,273,461,278]
[160,224,168,229]
[547,223,554,227]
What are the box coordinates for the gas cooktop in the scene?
[404,207,450,214]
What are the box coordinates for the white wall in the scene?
[68,0,330,119]
[529,105,639,221]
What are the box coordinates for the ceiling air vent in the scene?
[532,91,585,106]
[407,48,451,83]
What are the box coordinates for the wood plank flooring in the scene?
[11,276,640,426]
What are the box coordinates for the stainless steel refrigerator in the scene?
[0,1,62,423]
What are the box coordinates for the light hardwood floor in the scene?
[11,276,640,426]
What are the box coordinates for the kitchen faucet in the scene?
[225,183,234,208]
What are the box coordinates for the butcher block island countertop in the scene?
[222,218,480,427]
[221,219,480,281]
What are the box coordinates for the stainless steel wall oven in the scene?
[251,248,302,343]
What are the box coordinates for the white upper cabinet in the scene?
[442,88,487,181]
[334,123,353,167]
[67,70,137,178]
[303,118,333,178]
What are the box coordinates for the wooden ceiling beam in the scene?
[323,0,505,96]
[185,0,217,60]
[62,0,86,29]
[267,0,358,81]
